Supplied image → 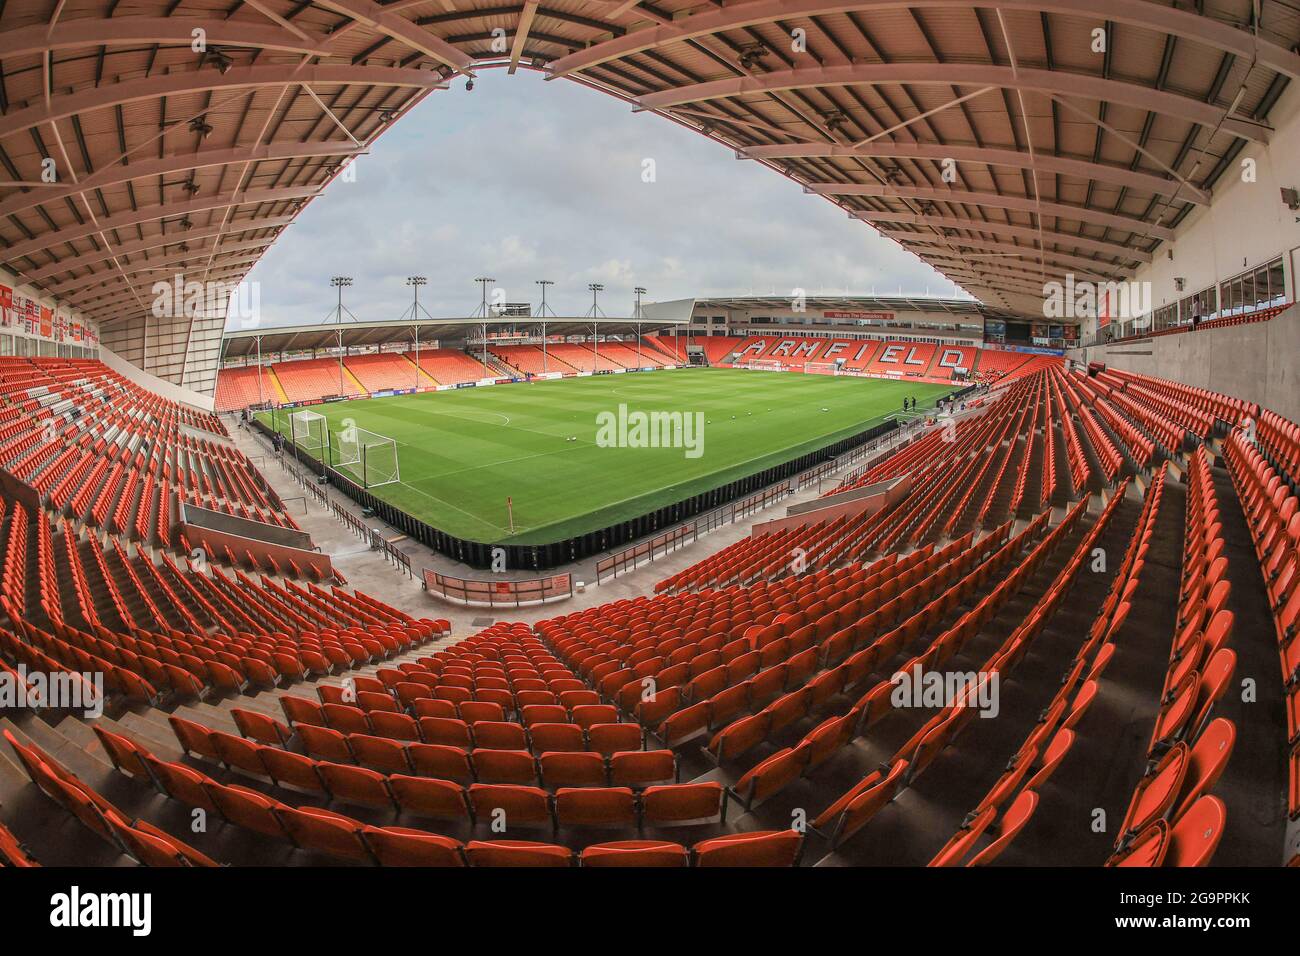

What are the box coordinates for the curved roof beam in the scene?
[868,213,1152,262]
[0,64,445,144]
[899,235,1127,276]
[940,273,1054,297]
[636,64,1269,144]
[74,264,261,318]
[922,252,1103,284]
[0,144,363,222]
[312,0,475,75]
[943,269,1051,289]
[0,16,332,59]
[925,257,1100,286]
[738,143,1209,205]
[930,264,1081,293]
[1,185,321,265]
[837,188,1171,239]
[547,0,1300,84]
[55,250,273,305]
[38,223,292,292]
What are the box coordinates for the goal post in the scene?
[288,410,328,458]
[333,423,401,489]
[804,362,841,376]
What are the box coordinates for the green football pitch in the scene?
[259,369,952,545]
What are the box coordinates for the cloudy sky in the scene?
[233,68,965,329]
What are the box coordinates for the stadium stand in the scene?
[343,353,424,393]
[213,340,1065,408]
[406,349,493,386]
[7,0,1300,906]
[488,345,577,376]
[594,341,673,368]
[641,336,688,365]
[0,358,296,553]
[269,358,364,404]
[2,354,1296,872]
[546,344,624,373]
[857,341,937,378]
[722,337,1057,385]
[700,336,747,366]
[1106,302,1292,345]
[213,366,283,412]
[647,338,696,364]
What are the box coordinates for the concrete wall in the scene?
[178,518,333,581]
[750,475,910,538]
[1068,307,1300,422]
[181,502,312,549]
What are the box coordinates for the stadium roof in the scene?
[689,294,1005,317]
[219,314,683,360]
[2,1,1296,389]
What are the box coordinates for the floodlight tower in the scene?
[535,279,556,317]
[474,277,496,371]
[328,276,354,322]
[405,276,429,390]
[328,276,355,395]
[473,277,495,317]
[586,283,605,367]
[634,286,647,367]
[536,280,556,372]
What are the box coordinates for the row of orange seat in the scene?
[165,713,713,814]
[813,495,1104,861]
[0,357,225,437]
[1223,427,1300,825]
[0,501,448,710]
[1055,369,1126,482]
[935,475,1163,866]
[1257,406,1300,489]
[9,726,800,867]
[2,360,289,547]
[1107,451,1236,865]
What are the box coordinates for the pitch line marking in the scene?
[414,407,512,427]
[390,479,514,536]
[406,439,595,484]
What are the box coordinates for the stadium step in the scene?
[808,504,1113,864]
[0,718,127,867]
[1004,478,1180,864]
[1201,465,1292,864]
[405,355,439,388]
[341,366,368,394]
[267,367,290,404]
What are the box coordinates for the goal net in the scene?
[804,362,841,376]
[289,410,328,459]
[333,423,401,489]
